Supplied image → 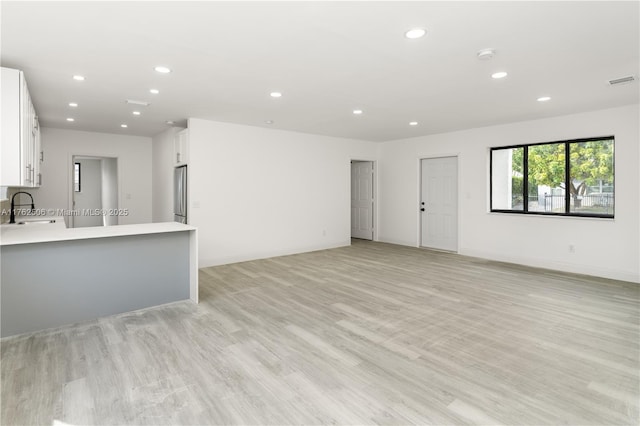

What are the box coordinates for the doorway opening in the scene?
[70,156,118,228]
[351,160,375,241]
[420,156,458,252]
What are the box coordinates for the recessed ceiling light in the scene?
[270,92,282,98]
[491,71,508,79]
[66,118,75,122]
[154,66,171,74]
[405,28,427,39]
[120,124,128,128]
[68,102,78,107]
[72,75,85,81]
[132,111,141,116]
[537,96,551,102]
[409,121,419,126]
[353,109,363,115]
[165,121,174,125]
[265,120,274,125]
[477,49,495,60]
[150,89,160,94]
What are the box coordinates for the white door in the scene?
[421,156,458,251]
[351,161,374,240]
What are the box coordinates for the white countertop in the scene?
[0,219,196,246]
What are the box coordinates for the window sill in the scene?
[488,211,615,220]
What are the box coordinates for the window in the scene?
[490,136,614,218]
[491,147,523,211]
[74,162,81,192]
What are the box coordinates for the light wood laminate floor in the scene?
[2,240,639,425]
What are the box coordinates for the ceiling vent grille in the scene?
[126,99,151,106]
[607,75,635,86]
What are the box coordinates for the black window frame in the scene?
[490,136,615,218]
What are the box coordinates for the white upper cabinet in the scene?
[174,128,189,166]
[1,67,42,187]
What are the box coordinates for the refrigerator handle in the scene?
[173,169,180,214]
[181,167,187,217]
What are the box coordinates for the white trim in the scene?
[460,247,639,284]
[198,239,351,268]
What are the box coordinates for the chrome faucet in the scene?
[9,191,35,224]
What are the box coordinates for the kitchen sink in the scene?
[17,219,56,225]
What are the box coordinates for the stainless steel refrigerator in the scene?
[174,165,187,224]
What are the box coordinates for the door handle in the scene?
[420,208,425,212]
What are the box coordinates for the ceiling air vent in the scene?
[607,75,635,86]
[126,99,151,106]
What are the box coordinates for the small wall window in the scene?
[74,162,81,192]
[490,136,614,218]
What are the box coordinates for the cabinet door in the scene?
[174,129,189,166]
[173,133,181,165]
[21,75,33,186]
[180,130,189,165]
[34,115,42,187]
[0,68,39,187]
[0,68,21,186]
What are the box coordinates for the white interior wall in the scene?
[32,127,152,225]
[73,158,102,228]
[378,104,640,283]
[188,118,378,267]
[101,158,118,226]
[151,127,183,223]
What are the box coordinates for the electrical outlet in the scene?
[568,244,575,253]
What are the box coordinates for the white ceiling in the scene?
[1,1,638,142]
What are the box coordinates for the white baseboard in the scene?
[197,238,639,284]
[199,239,351,268]
[376,237,418,247]
[459,247,639,284]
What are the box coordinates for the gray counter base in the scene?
[1,231,190,338]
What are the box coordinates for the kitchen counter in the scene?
[1,218,196,246]
[1,220,198,338]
